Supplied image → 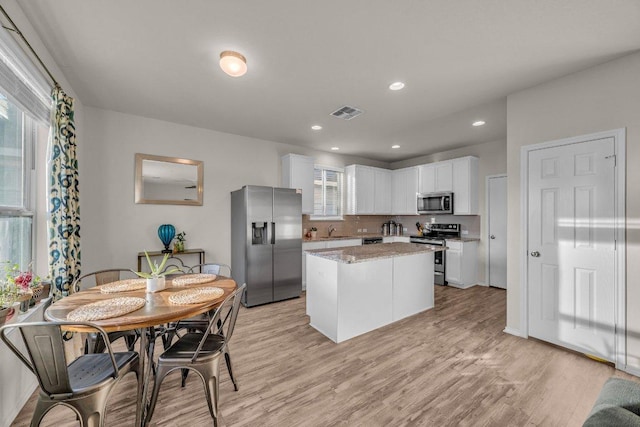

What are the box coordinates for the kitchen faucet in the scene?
[328,224,336,237]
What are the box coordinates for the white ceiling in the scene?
[16,0,640,162]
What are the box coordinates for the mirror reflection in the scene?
[135,153,203,205]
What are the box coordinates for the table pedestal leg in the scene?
[136,327,156,427]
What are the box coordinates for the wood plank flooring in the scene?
[11,285,638,426]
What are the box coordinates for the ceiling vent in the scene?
[330,105,364,120]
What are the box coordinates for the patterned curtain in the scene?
[47,86,80,299]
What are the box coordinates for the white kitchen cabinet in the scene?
[391,167,419,215]
[373,168,392,214]
[282,154,315,214]
[302,239,362,290]
[383,236,411,243]
[345,165,392,215]
[452,156,479,215]
[418,162,453,194]
[445,239,478,288]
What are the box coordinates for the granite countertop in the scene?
[306,242,446,264]
[444,237,481,242]
[303,233,412,242]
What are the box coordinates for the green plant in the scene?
[175,231,186,243]
[310,227,317,231]
[135,252,180,279]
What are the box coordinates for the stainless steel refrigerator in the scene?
[231,186,302,307]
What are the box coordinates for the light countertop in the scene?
[303,233,411,242]
[305,242,446,264]
[444,237,481,242]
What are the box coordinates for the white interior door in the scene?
[487,175,507,289]
[527,137,616,361]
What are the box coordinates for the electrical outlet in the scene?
[461,230,469,235]
[363,228,367,232]
[357,229,362,233]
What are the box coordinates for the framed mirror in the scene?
[135,153,203,205]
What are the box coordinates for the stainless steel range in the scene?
[410,223,461,286]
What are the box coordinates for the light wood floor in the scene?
[12,285,638,426]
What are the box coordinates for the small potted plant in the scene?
[3,262,42,312]
[173,231,186,253]
[0,266,19,326]
[310,227,318,239]
[135,252,180,293]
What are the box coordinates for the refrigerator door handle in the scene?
[270,222,276,245]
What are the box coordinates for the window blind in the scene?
[0,25,51,123]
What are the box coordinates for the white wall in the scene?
[391,139,507,284]
[80,107,389,273]
[507,51,640,369]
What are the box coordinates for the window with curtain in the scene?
[0,91,37,269]
[312,166,343,219]
[0,25,51,271]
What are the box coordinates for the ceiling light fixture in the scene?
[472,120,486,127]
[311,125,322,131]
[389,82,405,91]
[391,144,401,149]
[219,50,247,77]
[331,147,340,151]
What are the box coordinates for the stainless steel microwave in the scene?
[417,192,453,214]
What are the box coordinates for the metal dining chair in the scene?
[187,263,232,277]
[163,263,238,389]
[0,321,141,427]
[146,284,246,427]
[72,269,140,353]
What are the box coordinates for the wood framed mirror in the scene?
[135,153,203,205]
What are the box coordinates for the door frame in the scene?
[485,174,507,287]
[520,128,626,369]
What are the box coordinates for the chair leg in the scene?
[181,368,189,387]
[145,364,171,427]
[224,347,239,391]
[30,398,55,427]
[201,372,220,427]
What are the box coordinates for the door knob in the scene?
[530,251,540,257]
[490,235,496,239]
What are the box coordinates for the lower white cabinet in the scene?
[302,239,362,290]
[445,240,478,289]
[383,236,411,243]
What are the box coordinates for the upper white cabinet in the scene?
[345,165,391,215]
[391,167,419,215]
[373,168,392,214]
[282,154,315,214]
[418,162,453,194]
[452,156,479,215]
[417,156,478,215]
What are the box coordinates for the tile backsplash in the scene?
[302,214,480,238]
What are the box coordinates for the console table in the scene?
[137,248,205,272]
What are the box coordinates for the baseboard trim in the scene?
[623,365,640,378]
[503,326,523,337]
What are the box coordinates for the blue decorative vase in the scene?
[158,224,176,253]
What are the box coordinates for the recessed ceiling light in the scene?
[311,125,322,131]
[219,50,247,77]
[391,144,401,149]
[472,120,486,127]
[330,147,340,151]
[389,82,405,91]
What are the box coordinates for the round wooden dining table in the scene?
[45,275,237,427]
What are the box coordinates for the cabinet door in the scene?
[357,166,375,214]
[418,164,435,194]
[434,162,453,192]
[326,239,362,248]
[445,249,462,284]
[404,167,419,214]
[452,158,469,214]
[374,168,392,214]
[282,154,315,214]
[391,169,406,214]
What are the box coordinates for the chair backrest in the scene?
[0,321,119,397]
[188,263,232,277]
[72,268,137,293]
[193,284,246,362]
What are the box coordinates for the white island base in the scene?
[306,251,434,343]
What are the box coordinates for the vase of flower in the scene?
[135,252,180,293]
[173,231,186,253]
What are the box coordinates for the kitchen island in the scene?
[305,242,446,343]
